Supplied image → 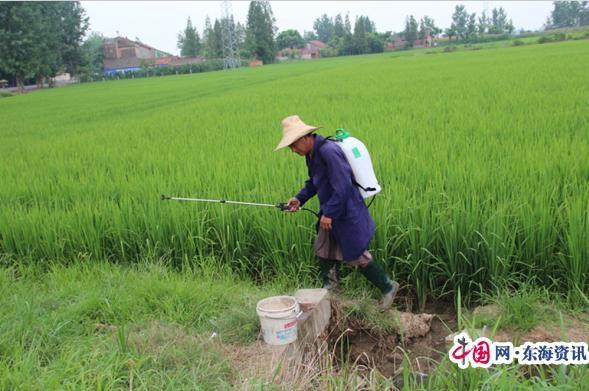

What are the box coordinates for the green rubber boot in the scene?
[358,261,399,309]
[318,258,339,290]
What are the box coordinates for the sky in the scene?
[82,1,555,55]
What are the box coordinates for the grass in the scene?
[488,285,548,331]
[338,291,401,334]
[0,259,288,389]
[1,260,586,389]
[321,360,589,390]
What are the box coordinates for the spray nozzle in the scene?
[276,202,290,211]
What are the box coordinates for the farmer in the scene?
[275,115,399,310]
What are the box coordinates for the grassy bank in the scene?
[0,260,287,389]
[0,261,587,389]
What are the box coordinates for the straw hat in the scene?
[274,115,321,151]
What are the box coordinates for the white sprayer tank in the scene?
[334,129,381,199]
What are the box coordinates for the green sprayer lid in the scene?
[335,128,350,140]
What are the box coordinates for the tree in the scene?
[303,31,317,41]
[338,14,354,56]
[506,19,515,34]
[235,21,248,58]
[356,15,375,33]
[478,11,490,34]
[213,19,223,57]
[419,16,441,39]
[583,2,589,25]
[466,13,478,42]
[245,0,277,63]
[57,1,89,75]
[489,7,513,34]
[352,16,376,54]
[202,16,214,58]
[0,2,43,91]
[366,32,384,53]
[313,14,334,43]
[33,2,88,85]
[419,17,427,39]
[344,13,352,35]
[80,32,104,81]
[334,14,346,38]
[202,16,222,59]
[403,15,418,47]
[445,27,456,41]
[548,1,588,28]
[32,2,62,87]
[236,21,246,48]
[451,4,469,41]
[177,17,201,56]
[276,29,304,49]
[0,1,88,92]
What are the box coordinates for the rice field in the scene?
[1,40,588,306]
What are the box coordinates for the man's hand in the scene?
[287,197,300,212]
[320,215,333,230]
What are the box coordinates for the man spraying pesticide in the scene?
[275,115,399,310]
[161,115,399,310]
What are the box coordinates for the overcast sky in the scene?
[82,1,554,55]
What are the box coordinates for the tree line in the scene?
[396,5,519,48]
[545,1,589,29]
[2,1,587,89]
[179,1,589,62]
[442,5,514,43]
[302,14,386,56]
[177,0,275,64]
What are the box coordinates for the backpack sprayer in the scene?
[331,128,381,199]
[161,129,380,214]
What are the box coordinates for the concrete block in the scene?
[264,288,331,382]
[294,288,331,341]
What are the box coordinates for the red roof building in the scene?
[277,40,327,60]
[103,37,206,74]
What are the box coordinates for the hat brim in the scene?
[274,125,321,151]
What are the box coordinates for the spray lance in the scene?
[160,194,319,217]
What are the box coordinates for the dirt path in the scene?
[328,298,457,378]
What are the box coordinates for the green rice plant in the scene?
[0,40,588,306]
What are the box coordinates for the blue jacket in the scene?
[295,135,376,261]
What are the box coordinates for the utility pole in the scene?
[221,0,241,69]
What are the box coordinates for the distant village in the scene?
[104,36,333,75]
[103,33,434,75]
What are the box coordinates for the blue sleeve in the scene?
[321,145,353,219]
[295,178,317,206]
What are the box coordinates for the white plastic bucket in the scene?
[256,296,301,345]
